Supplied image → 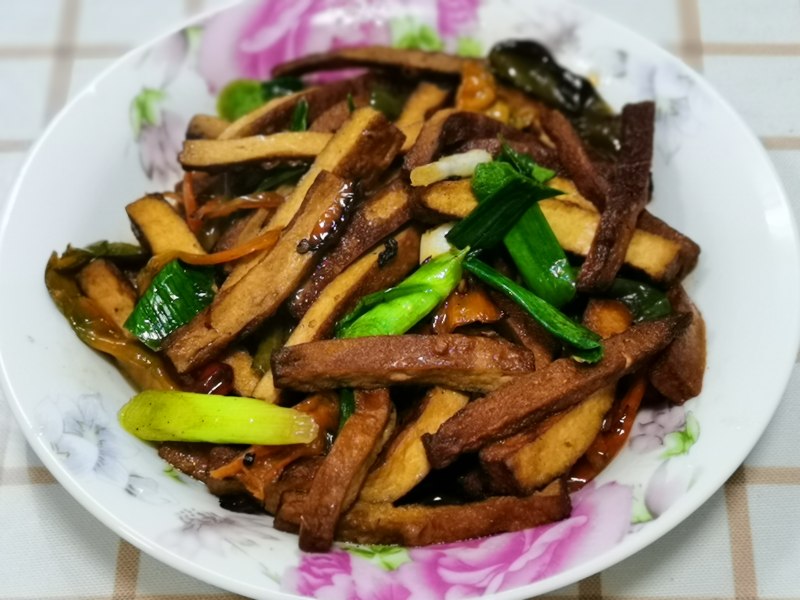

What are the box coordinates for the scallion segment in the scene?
[607,278,672,322]
[119,390,319,445]
[124,260,216,350]
[464,255,603,362]
[290,98,310,131]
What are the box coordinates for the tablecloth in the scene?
[1,1,799,598]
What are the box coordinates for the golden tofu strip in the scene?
[414,179,683,283]
[126,195,205,255]
[396,82,452,152]
[251,226,421,402]
[221,349,262,397]
[179,132,332,170]
[76,259,137,330]
[185,114,229,140]
[222,107,405,291]
[165,171,353,373]
[359,387,469,504]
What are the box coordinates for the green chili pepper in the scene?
[464,255,603,362]
[336,249,467,339]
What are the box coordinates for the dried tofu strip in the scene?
[491,292,558,369]
[480,300,632,495]
[359,387,469,504]
[179,132,332,171]
[165,171,353,373]
[126,195,205,255]
[186,114,229,140]
[482,388,615,495]
[396,82,452,152]
[222,107,405,291]
[272,334,537,393]
[219,75,373,140]
[290,180,414,319]
[77,259,137,330]
[577,102,656,292]
[415,179,683,283]
[273,46,477,79]
[220,349,262,397]
[277,480,570,547]
[299,388,394,552]
[649,285,707,404]
[423,316,688,469]
[252,226,421,402]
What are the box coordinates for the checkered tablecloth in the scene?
[1,1,799,598]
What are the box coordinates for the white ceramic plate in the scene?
[1,1,798,598]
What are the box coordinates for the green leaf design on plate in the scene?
[662,411,700,458]
[163,466,184,482]
[345,544,411,571]
[631,497,654,524]
[390,18,444,52]
[130,88,166,138]
[457,37,483,57]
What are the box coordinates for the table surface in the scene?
[1,1,800,599]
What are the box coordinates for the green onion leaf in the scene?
[290,98,309,131]
[606,278,672,322]
[336,249,467,339]
[446,160,562,250]
[369,86,405,120]
[346,92,356,114]
[498,143,556,183]
[261,76,304,100]
[119,390,318,445]
[464,255,603,362]
[124,260,216,350]
[217,77,304,121]
[256,164,309,192]
[338,388,356,431]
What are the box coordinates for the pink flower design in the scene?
[138,110,185,187]
[629,402,686,454]
[281,483,633,600]
[197,0,481,93]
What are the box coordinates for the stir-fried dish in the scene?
[46,41,706,552]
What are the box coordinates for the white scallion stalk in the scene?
[409,149,492,187]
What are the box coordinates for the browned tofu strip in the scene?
[277,480,570,547]
[272,334,537,393]
[218,75,373,140]
[165,171,353,373]
[482,389,615,495]
[179,132,332,170]
[491,292,558,368]
[396,82,452,152]
[414,180,683,283]
[158,442,245,497]
[263,456,323,515]
[360,387,469,503]
[186,114,229,140]
[290,180,414,318]
[577,102,656,292]
[423,315,688,469]
[77,259,137,330]
[273,46,477,79]
[309,93,369,132]
[480,300,633,495]
[540,108,610,210]
[252,226,421,402]
[649,285,706,404]
[541,106,700,283]
[299,388,393,552]
[126,195,205,255]
[222,107,405,291]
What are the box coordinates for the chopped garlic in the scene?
[410,149,492,187]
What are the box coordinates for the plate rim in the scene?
[1,0,798,598]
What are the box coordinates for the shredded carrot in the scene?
[192,192,283,222]
[182,172,202,233]
[137,228,281,291]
